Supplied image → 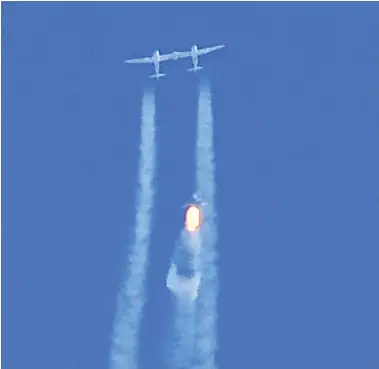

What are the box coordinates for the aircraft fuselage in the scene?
[191,44,199,69]
[152,50,161,75]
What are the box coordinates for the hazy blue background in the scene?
[3,2,379,369]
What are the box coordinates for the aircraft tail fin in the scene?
[187,66,203,73]
[149,73,166,80]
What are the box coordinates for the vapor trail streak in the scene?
[166,79,217,369]
[193,79,218,369]
[109,88,156,369]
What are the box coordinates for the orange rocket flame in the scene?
[185,205,202,232]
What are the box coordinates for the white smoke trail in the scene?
[109,87,156,369]
[166,79,218,369]
[193,79,218,369]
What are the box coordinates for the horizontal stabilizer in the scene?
[149,73,166,79]
[187,66,203,73]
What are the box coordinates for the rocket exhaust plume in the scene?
[166,228,202,369]
[109,87,156,369]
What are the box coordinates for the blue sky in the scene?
[2,2,379,369]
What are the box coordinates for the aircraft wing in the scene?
[159,51,187,61]
[197,44,225,56]
[168,50,192,60]
[124,56,152,64]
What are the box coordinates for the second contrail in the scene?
[109,87,156,369]
[166,78,218,369]
[193,79,218,369]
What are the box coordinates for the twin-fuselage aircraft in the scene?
[124,44,225,79]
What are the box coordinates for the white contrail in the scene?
[109,87,156,369]
[193,79,218,369]
[166,79,218,369]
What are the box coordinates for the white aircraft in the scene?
[182,193,207,209]
[124,49,179,79]
[193,193,207,205]
[173,44,225,72]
